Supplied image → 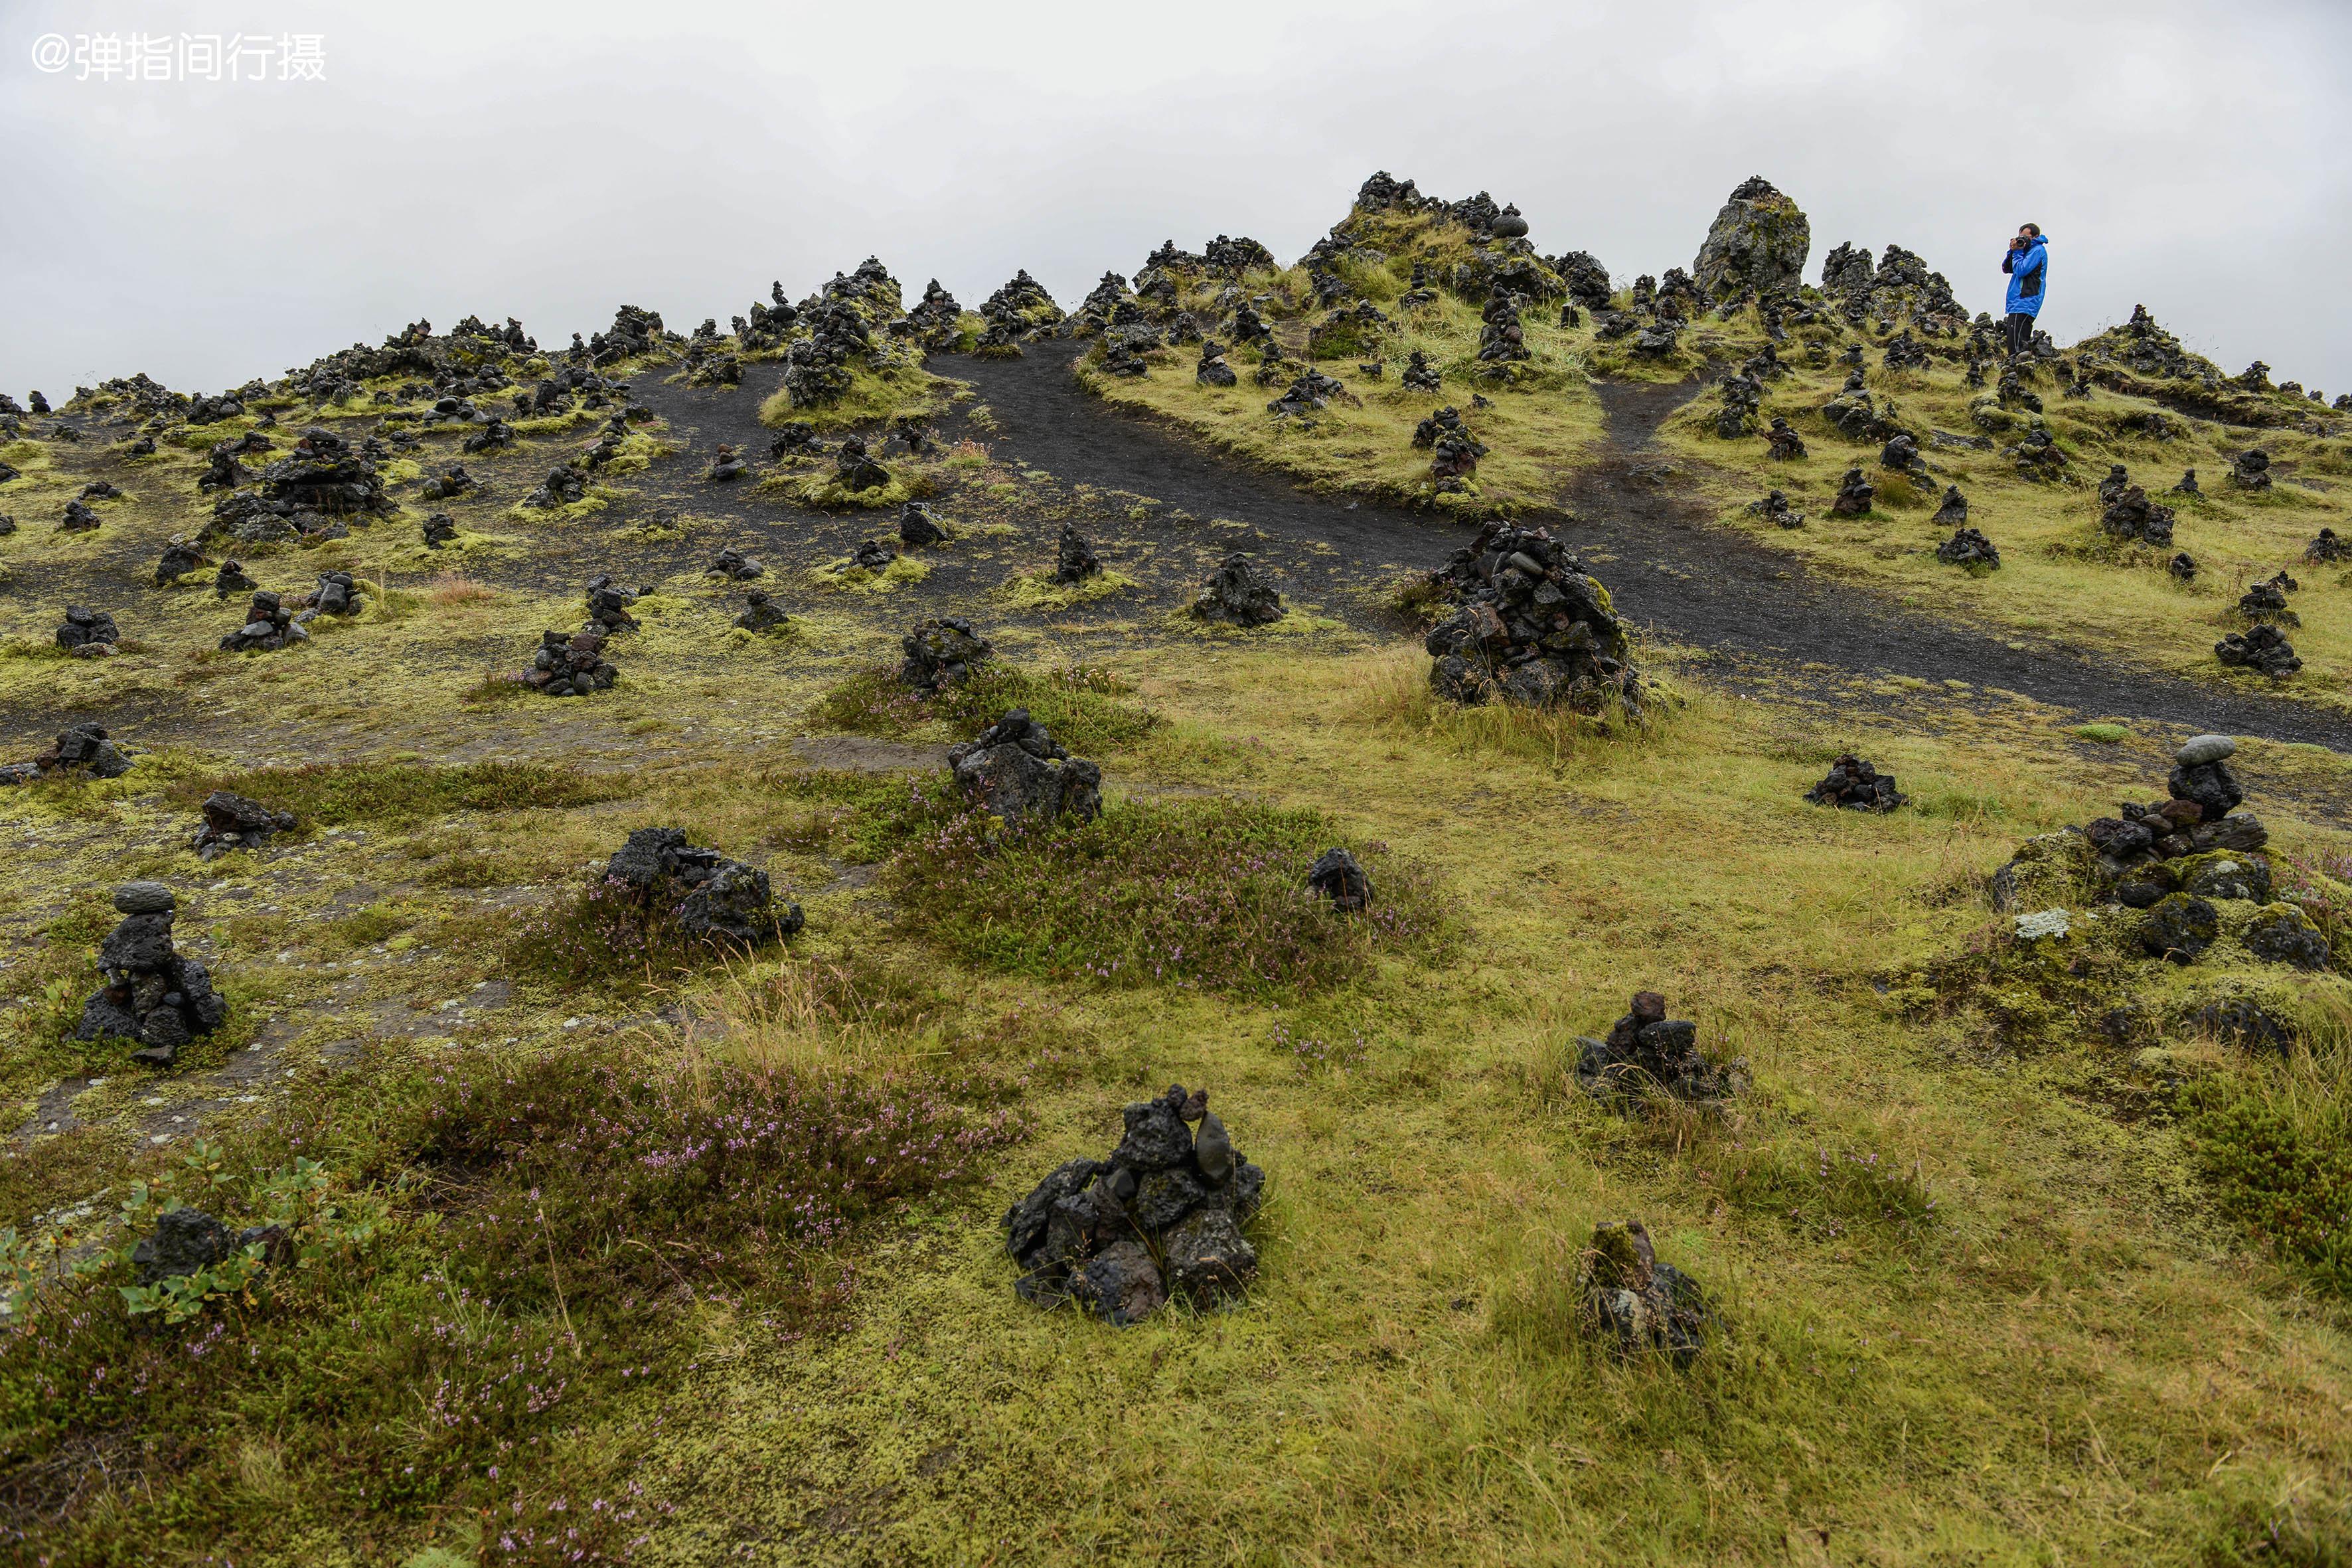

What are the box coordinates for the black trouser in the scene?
[2005,311,2035,358]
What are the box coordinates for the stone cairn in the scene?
[302,571,362,617]
[2217,623,2300,678]
[835,437,890,493]
[1579,1220,1716,1366]
[2302,527,2345,566]
[192,791,297,859]
[583,574,644,633]
[1423,521,1639,713]
[848,539,898,572]
[1195,341,1238,388]
[1054,524,1102,584]
[220,591,305,652]
[947,709,1103,825]
[900,617,994,694]
[1936,528,2000,570]
[1191,552,1285,625]
[56,606,120,657]
[2237,572,2298,625]
[1307,847,1372,912]
[522,627,617,696]
[215,560,256,597]
[2230,450,2272,491]
[599,827,803,947]
[1413,406,1488,489]
[0,722,133,785]
[2102,484,2176,548]
[708,546,765,580]
[1764,416,1807,460]
[1002,1086,1264,1326]
[1806,753,1905,811]
[733,591,791,633]
[1401,349,1441,392]
[708,443,747,483]
[1747,490,1803,528]
[898,501,948,547]
[1997,736,2333,978]
[1932,485,1968,527]
[156,538,208,586]
[1574,991,1746,1110]
[422,513,457,549]
[1828,467,1875,517]
[75,882,228,1068]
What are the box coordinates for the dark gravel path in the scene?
[953,340,2352,752]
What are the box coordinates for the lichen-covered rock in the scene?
[899,617,994,693]
[946,708,1103,826]
[733,591,791,633]
[2143,894,2220,963]
[2244,905,2331,971]
[1578,1220,1715,1366]
[1693,176,1808,298]
[219,590,306,653]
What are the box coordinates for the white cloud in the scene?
[3,0,2346,396]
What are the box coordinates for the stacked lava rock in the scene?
[2102,484,2176,547]
[1413,406,1488,487]
[259,426,390,516]
[1190,553,1285,626]
[1936,528,2001,570]
[898,502,948,547]
[947,709,1103,825]
[1476,294,1528,364]
[2237,572,2298,626]
[905,279,963,349]
[1806,753,1905,811]
[1054,524,1101,583]
[1422,522,1640,713]
[0,722,133,785]
[1747,490,1803,528]
[522,627,617,696]
[708,546,765,580]
[2217,624,2301,677]
[1575,991,1747,1110]
[74,882,227,1068]
[302,571,363,617]
[155,539,209,586]
[220,590,305,652]
[733,591,791,633]
[2304,528,2345,565]
[601,828,804,947]
[900,617,994,693]
[1578,1220,1716,1366]
[582,574,644,633]
[56,606,120,657]
[834,437,890,492]
[1002,1085,1264,1326]
[192,791,297,859]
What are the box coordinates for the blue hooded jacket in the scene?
[2003,234,2049,318]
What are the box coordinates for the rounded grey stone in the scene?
[2175,734,2236,767]
[113,880,177,915]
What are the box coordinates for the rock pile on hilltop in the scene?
[948,708,1103,825]
[1692,176,1810,298]
[1003,1085,1264,1326]
[1423,521,1640,714]
[75,882,227,1068]
[599,827,803,947]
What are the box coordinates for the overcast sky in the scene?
[4,0,2348,399]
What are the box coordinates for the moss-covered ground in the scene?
[3,207,2352,1567]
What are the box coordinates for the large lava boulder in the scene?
[946,708,1103,826]
[1003,1085,1264,1326]
[1692,176,1810,299]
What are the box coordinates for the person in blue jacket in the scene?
[2001,224,2047,358]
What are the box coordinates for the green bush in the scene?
[886,797,1451,994]
[2186,1070,2352,1298]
